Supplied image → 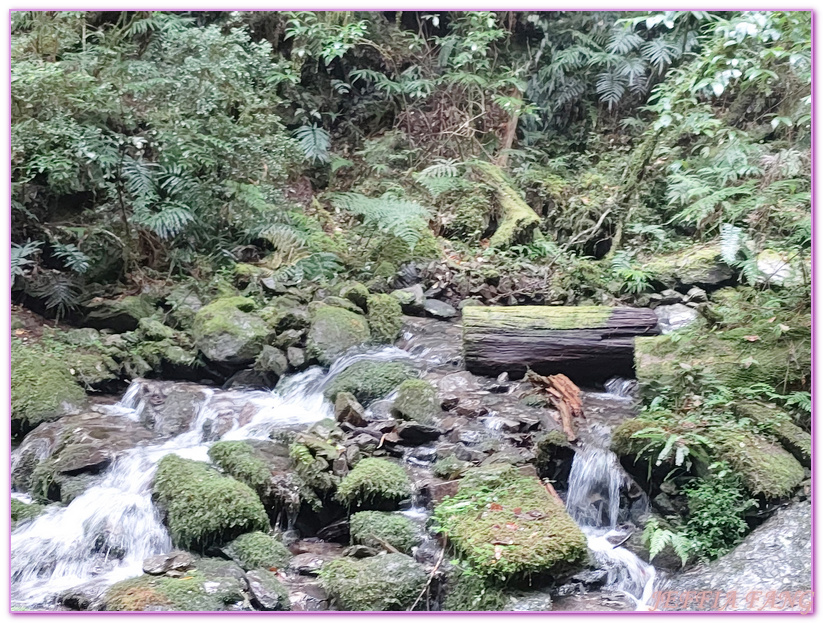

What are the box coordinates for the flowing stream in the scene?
[11,324,660,611]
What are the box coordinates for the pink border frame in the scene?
[5,8,817,616]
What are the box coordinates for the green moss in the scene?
[336,458,412,508]
[208,441,272,498]
[442,568,508,611]
[223,531,292,571]
[349,511,420,553]
[289,442,339,493]
[712,428,805,499]
[462,305,614,333]
[372,231,440,267]
[433,465,587,582]
[320,553,427,611]
[610,418,652,457]
[105,570,229,611]
[373,261,398,280]
[193,297,259,337]
[11,498,45,527]
[324,360,417,405]
[306,305,371,366]
[472,162,539,249]
[445,189,492,243]
[11,340,86,434]
[644,244,728,286]
[152,455,269,551]
[367,294,403,344]
[433,456,470,480]
[391,379,439,425]
[191,296,270,364]
[338,282,370,310]
[732,401,810,466]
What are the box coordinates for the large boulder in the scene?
[152,455,269,551]
[320,553,427,611]
[222,532,292,571]
[84,295,157,333]
[646,244,736,292]
[306,306,370,366]
[349,511,420,554]
[433,465,587,582]
[192,297,271,365]
[391,379,439,425]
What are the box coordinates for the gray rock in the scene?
[246,569,291,611]
[143,550,196,575]
[423,299,458,319]
[396,422,442,445]
[391,284,425,315]
[288,553,330,576]
[684,286,708,303]
[254,345,289,377]
[671,501,811,611]
[193,301,271,365]
[287,346,306,370]
[654,303,698,333]
[335,392,367,427]
[59,579,108,611]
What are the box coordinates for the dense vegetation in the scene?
[11,10,811,607]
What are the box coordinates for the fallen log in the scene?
[471,161,540,249]
[462,305,660,384]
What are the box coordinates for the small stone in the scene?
[423,299,458,319]
[335,392,367,427]
[288,553,329,576]
[255,346,289,377]
[684,286,708,303]
[390,284,425,315]
[142,551,195,576]
[286,346,306,370]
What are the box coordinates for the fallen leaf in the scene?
[744,335,760,342]
[767,316,776,323]
[513,507,522,515]
[505,523,519,530]
[490,502,503,511]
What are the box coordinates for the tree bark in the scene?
[463,305,660,384]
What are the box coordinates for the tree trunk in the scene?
[462,305,660,384]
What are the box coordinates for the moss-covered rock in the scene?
[433,465,587,582]
[372,231,441,268]
[390,379,439,425]
[443,189,492,244]
[472,162,539,249]
[324,360,417,405]
[367,294,403,344]
[11,340,86,438]
[208,441,272,499]
[104,561,246,612]
[712,428,805,499]
[11,498,45,528]
[222,531,292,571]
[432,456,470,480]
[336,458,412,509]
[349,511,420,553]
[192,297,270,365]
[320,553,427,611]
[645,244,735,290]
[152,454,269,551]
[306,305,371,366]
[442,567,507,611]
[732,401,811,467]
[85,294,158,333]
[338,282,370,311]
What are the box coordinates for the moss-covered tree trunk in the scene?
[471,161,540,249]
[462,305,660,383]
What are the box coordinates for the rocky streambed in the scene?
[10,316,811,612]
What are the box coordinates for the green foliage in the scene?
[684,467,757,560]
[331,192,432,251]
[349,511,420,553]
[335,458,412,508]
[152,454,269,551]
[641,517,692,567]
[222,531,292,571]
[432,456,470,480]
[11,498,46,527]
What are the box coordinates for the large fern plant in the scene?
[330,192,432,250]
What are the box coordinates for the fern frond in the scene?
[133,201,195,239]
[294,124,331,164]
[26,271,83,318]
[11,240,42,278]
[51,242,90,274]
[719,223,743,264]
[596,71,627,111]
[607,25,644,54]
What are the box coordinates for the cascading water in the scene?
[564,420,657,610]
[10,347,412,608]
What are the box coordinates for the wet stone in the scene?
[143,550,196,575]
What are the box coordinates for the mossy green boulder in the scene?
[11,340,86,437]
[306,305,371,366]
[324,360,417,405]
[208,441,272,499]
[320,553,427,611]
[442,567,508,611]
[338,281,370,310]
[84,294,157,333]
[433,465,587,582]
[11,498,45,529]
[366,293,403,344]
[732,401,811,467]
[222,531,292,571]
[712,428,805,499]
[336,458,412,508]
[349,511,420,553]
[390,379,439,425]
[104,560,246,611]
[192,297,270,364]
[644,243,735,289]
[152,454,269,551]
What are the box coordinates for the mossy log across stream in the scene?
[462,305,660,383]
